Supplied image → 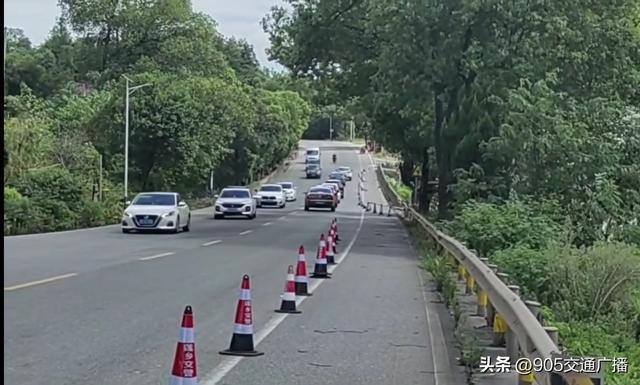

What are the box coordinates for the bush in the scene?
[13,167,85,211]
[451,198,567,257]
[492,245,554,303]
[78,200,107,228]
[388,178,412,202]
[547,242,640,327]
[4,187,33,235]
[29,199,78,232]
[554,321,640,385]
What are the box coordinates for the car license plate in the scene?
[139,219,153,225]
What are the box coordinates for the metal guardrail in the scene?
[376,165,596,385]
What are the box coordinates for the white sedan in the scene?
[278,182,298,201]
[336,166,353,181]
[254,184,286,208]
[122,192,191,233]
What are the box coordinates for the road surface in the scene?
[4,140,464,385]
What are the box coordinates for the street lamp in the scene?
[123,75,151,203]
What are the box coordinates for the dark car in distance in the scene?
[328,171,347,186]
[304,186,337,211]
[306,163,322,179]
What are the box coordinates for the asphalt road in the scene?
[4,140,464,385]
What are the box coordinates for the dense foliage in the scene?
[263,0,640,382]
[4,0,311,235]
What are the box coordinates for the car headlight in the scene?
[123,211,132,217]
[162,211,176,218]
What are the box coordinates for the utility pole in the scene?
[99,154,103,202]
[122,75,151,204]
[329,115,333,141]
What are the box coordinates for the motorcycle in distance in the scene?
[332,154,337,164]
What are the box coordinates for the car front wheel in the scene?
[172,216,181,233]
[183,215,191,232]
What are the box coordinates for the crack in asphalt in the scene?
[308,363,333,368]
[389,343,429,348]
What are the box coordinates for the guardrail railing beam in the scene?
[375,164,596,385]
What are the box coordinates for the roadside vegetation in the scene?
[263,0,640,383]
[3,1,317,235]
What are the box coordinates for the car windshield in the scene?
[260,185,282,192]
[220,190,250,198]
[132,194,176,206]
[338,167,350,171]
[330,173,342,178]
[307,164,319,169]
[280,183,293,189]
[306,150,319,156]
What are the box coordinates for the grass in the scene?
[387,177,412,203]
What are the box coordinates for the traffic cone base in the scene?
[310,271,332,278]
[294,281,313,296]
[275,303,301,314]
[219,334,264,357]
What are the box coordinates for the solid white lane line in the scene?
[203,149,366,385]
[239,230,253,236]
[417,269,445,385]
[202,240,222,247]
[139,252,174,261]
[4,273,78,291]
[262,222,273,226]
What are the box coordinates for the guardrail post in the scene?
[525,300,543,325]
[518,371,536,385]
[465,274,476,294]
[379,204,383,215]
[497,272,510,284]
[492,313,507,346]
[507,285,521,297]
[457,264,467,281]
[506,327,519,362]
[506,284,522,361]
[543,326,559,345]
[486,264,499,327]
[387,206,392,216]
[373,203,377,213]
[476,289,488,317]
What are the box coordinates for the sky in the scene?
[4,0,283,69]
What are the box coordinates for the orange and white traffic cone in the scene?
[219,275,264,357]
[310,233,331,278]
[295,246,312,296]
[170,305,198,385]
[332,219,341,242]
[326,231,336,265]
[276,265,301,314]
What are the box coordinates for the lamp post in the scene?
[123,75,151,204]
[329,115,333,141]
